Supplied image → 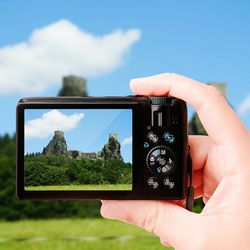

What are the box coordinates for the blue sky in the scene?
[0,0,250,135]
[25,109,133,163]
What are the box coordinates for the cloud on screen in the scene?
[25,109,84,139]
[121,136,132,146]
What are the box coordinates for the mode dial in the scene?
[146,145,176,175]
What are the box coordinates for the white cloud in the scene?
[0,19,141,94]
[122,136,132,146]
[238,95,250,116]
[25,109,84,139]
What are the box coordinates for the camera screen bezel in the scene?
[16,99,143,200]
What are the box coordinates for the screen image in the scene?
[24,109,133,191]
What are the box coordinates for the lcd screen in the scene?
[24,109,133,191]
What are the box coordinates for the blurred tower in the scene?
[58,75,88,97]
[188,82,227,135]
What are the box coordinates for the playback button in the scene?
[163,132,175,143]
[147,177,159,189]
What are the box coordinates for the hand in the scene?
[101,73,250,250]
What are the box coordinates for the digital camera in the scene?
[16,96,193,209]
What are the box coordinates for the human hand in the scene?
[101,73,250,250]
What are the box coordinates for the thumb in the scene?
[101,200,201,248]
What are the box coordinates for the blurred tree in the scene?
[0,76,102,221]
[58,75,88,96]
[188,82,227,212]
[0,134,101,220]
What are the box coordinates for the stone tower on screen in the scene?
[188,82,227,135]
[58,75,88,97]
[42,130,67,155]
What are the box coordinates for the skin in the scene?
[100,73,250,250]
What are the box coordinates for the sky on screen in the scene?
[25,109,133,163]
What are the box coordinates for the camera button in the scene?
[163,132,175,143]
[147,132,159,143]
[163,178,175,189]
[147,177,159,189]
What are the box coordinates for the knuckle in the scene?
[142,205,159,233]
[164,72,177,82]
[196,84,224,111]
[205,85,223,99]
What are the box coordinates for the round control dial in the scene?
[146,145,176,175]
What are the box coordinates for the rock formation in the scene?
[100,133,123,161]
[42,131,123,161]
[43,131,68,155]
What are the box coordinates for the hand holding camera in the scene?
[101,73,250,250]
[16,72,250,249]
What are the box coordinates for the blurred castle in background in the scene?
[57,75,227,136]
[58,75,88,97]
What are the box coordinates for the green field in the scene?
[25,184,132,191]
[0,219,172,250]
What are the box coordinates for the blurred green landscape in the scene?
[0,114,204,249]
[0,69,203,250]
[0,219,171,250]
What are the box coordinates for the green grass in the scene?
[0,219,172,250]
[25,184,132,191]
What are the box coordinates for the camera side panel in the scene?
[142,97,188,199]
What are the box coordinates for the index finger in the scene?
[130,73,248,145]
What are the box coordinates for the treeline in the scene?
[0,134,100,221]
[0,133,203,221]
[24,154,132,186]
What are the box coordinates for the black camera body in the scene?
[16,96,192,202]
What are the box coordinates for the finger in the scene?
[101,200,201,248]
[189,135,212,171]
[130,73,248,145]
[193,170,203,188]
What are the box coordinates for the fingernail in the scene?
[129,79,136,87]
[101,203,125,219]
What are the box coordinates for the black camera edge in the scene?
[16,95,194,209]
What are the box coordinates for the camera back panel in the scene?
[16,96,188,200]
